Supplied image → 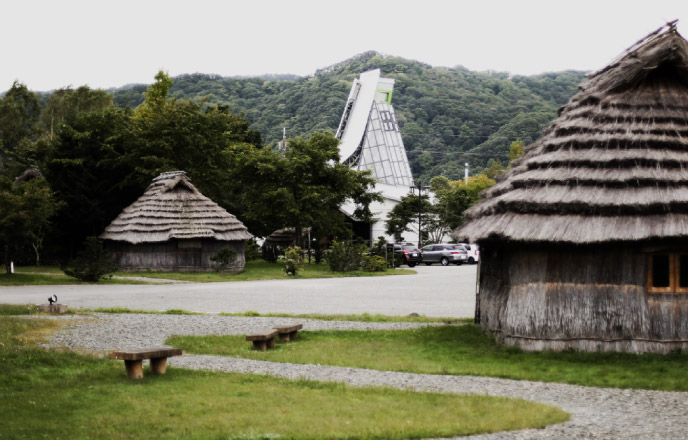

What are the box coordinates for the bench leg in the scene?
[278,333,290,342]
[290,330,298,340]
[268,337,276,348]
[252,340,267,351]
[124,360,144,379]
[150,357,168,375]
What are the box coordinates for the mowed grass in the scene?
[219,311,469,324]
[3,261,415,285]
[0,317,568,439]
[0,269,143,286]
[120,260,415,282]
[168,325,688,391]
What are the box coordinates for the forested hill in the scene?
[112,52,586,180]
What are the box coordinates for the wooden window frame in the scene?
[647,253,688,293]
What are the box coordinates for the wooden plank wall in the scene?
[478,244,688,353]
[106,239,246,272]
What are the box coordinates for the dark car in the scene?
[421,244,468,266]
[390,243,422,267]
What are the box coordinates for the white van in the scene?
[459,243,479,264]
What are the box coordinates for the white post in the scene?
[10,261,14,274]
[464,162,469,184]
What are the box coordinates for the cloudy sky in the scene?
[2,0,686,91]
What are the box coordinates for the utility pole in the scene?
[280,127,287,158]
[412,181,424,249]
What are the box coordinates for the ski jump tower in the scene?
[336,69,419,243]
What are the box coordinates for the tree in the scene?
[0,82,41,174]
[224,132,381,239]
[385,192,434,243]
[41,86,113,139]
[277,132,380,244]
[15,177,62,266]
[433,174,496,234]
[62,237,118,282]
[483,159,504,179]
[0,175,61,272]
[143,70,174,110]
[509,139,526,163]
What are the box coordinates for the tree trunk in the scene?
[3,245,11,275]
[32,240,42,266]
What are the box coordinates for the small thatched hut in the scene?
[100,171,252,271]
[455,22,688,354]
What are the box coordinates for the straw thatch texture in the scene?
[100,171,252,244]
[456,23,688,244]
[457,23,688,353]
[100,171,251,272]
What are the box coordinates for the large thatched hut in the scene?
[455,22,688,354]
[100,171,252,271]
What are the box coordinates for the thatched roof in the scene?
[13,167,44,186]
[456,22,688,244]
[100,171,252,244]
[264,227,311,246]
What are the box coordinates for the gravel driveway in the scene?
[36,313,688,440]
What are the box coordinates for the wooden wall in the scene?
[105,239,246,272]
[478,243,688,353]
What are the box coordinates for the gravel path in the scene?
[35,313,688,439]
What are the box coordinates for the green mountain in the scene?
[112,52,586,180]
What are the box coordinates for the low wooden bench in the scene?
[246,330,278,351]
[109,348,182,379]
[273,324,303,342]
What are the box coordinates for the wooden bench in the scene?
[246,330,278,351]
[273,324,303,342]
[109,348,182,379]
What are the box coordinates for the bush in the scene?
[62,237,118,282]
[210,248,237,275]
[284,246,304,275]
[245,240,261,261]
[362,255,387,272]
[325,240,367,272]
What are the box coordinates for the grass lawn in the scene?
[0,270,145,286]
[3,261,415,286]
[168,325,688,391]
[120,260,415,282]
[0,316,568,439]
[219,311,470,324]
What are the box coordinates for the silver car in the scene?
[421,244,468,266]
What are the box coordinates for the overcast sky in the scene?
[2,0,687,91]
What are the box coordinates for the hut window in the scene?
[647,254,688,293]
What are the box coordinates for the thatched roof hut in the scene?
[455,22,688,353]
[100,171,252,272]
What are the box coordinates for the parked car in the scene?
[421,244,468,266]
[390,243,423,267]
[458,243,480,264]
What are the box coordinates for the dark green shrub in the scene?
[362,255,387,272]
[62,237,118,282]
[284,246,304,275]
[210,248,237,275]
[325,240,367,272]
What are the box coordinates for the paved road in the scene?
[0,265,477,317]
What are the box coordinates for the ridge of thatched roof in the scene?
[264,227,311,246]
[456,22,688,244]
[13,167,44,186]
[100,171,252,244]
